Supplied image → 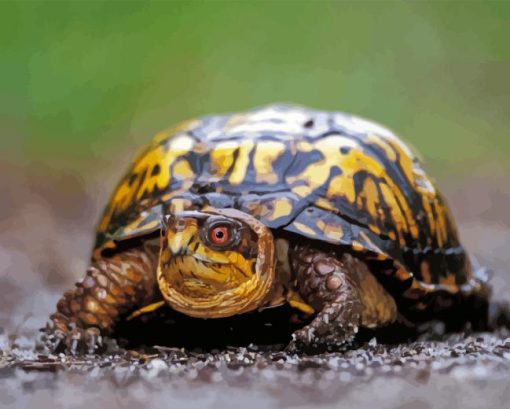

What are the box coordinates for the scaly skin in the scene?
[288,246,364,351]
[44,245,158,354]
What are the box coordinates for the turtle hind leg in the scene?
[488,300,510,331]
[406,273,491,334]
[43,245,159,354]
[462,275,491,332]
[287,246,397,351]
[436,266,492,332]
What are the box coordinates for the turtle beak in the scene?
[167,234,185,255]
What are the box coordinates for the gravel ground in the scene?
[1,331,510,409]
[1,167,509,408]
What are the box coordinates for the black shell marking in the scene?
[94,104,471,293]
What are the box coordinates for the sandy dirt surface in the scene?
[1,166,509,408]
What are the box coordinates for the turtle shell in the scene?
[94,104,471,293]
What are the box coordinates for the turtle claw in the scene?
[284,341,298,354]
[284,327,317,353]
[284,334,298,353]
[286,322,356,354]
[41,315,103,355]
[85,327,101,354]
[284,332,307,353]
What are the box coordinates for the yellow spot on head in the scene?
[156,209,276,319]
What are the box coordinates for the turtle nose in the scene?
[163,214,191,233]
[163,217,197,255]
[173,218,188,232]
[161,214,174,235]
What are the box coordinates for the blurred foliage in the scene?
[1,1,509,176]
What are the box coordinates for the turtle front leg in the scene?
[288,246,398,351]
[44,246,158,354]
[287,246,364,351]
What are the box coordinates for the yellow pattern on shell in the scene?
[209,140,238,178]
[316,219,344,241]
[268,197,294,221]
[287,134,419,243]
[94,103,468,292]
[228,140,255,185]
[292,222,317,236]
[253,141,287,184]
[98,133,196,234]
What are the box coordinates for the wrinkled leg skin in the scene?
[287,245,397,352]
[42,246,158,354]
[288,247,362,351]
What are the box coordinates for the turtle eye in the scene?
[209,226,230,245]
[201,217,241,249]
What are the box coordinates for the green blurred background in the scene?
[1,0,509,177]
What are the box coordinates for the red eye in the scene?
[210,226,229,245]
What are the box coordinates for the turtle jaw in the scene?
[157,247,272,319]
[156,208,277,319]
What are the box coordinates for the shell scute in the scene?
[94,103,469,291]
[237,192,303,228]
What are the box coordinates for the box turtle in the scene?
[44,104,490,353]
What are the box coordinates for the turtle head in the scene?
[157,207,275,318]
